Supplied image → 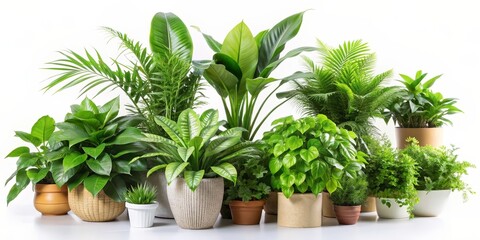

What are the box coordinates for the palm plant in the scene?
[43,12,203,135]
[282,40,400,149]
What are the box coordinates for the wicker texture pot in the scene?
[396,127,443,149]
[167,177,224,229]
[68,185,125,222]
[34,184,70,215]
[147,171,173,218]
[361,196,377,212]
[278,192,322,228]
[334,205,361,225]
[322,192,336,218]
[229,200,265,225]
[264,191,278,215]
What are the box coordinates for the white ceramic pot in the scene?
[147,171,174,218]
[375,198,409,219]
[413,190,451,217]
[277,192,323,228]
[126,202,159,228]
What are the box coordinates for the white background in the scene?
[0,0,478,236]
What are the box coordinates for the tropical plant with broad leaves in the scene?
[281,40,400,150]
[197,11,316,140]
[262,114,366,198]
[50,97,149,201]
[131,108,262,191]
[43,12,203,135]
[383,70,462,128]
[5,115,67,204]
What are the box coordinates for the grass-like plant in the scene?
[125,183,157,204]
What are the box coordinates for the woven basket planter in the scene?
[167,177,224,229]
[68,185,125,222]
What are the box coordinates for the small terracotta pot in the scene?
[264,191,278,215]
[334,205,361,225]
[34,184,70,215]
[229,200,265,225]
[395,127,443,149]
[322,192,336,218]
[361,196,377,212]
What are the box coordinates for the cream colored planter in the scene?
[375,198,409,219]
[414,190,451,217]
[322,192,336,218]
[277,192,322,228]
[395,127,443,149]
[126,202,158,228]
[68,185,125,222]
[147,171,173,218]
[361,196,377,212]
[167,177,224,229]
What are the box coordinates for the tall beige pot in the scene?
[277,192,322,228]
[68,185,125,222]
[322,192,336,218]
[167,177,224,229]
[395,127,443,149]
[147,171,173,218]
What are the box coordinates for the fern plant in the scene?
[282,40,400,149]
[43,12,203,135]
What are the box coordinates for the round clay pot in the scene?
[68,185,125,222]
[361,196,377,212]
[147,171,173,218]
[375,197,409,219]
[322,192,336,218]
[167,177,224,229]
[229,200,265,225]
[264,191,278,215]
[334,205,361,225]
[34,184,70,215]
[413,190,451,217]
[277,192,322,228]
[395,127,443,149]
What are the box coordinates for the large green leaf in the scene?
[14,131,41,147]
[211,162,237,183]
[26,168,49,184]
[165,162,189,184]
[54,122,89,147]
[154,116,185,147]
[6,169,30,205]
[177,147,194,162]
[146,164,167,177]
[30,115,55,144]
[108,127,145,145]
[257,11,305,74]
[83,174,109,196]
[246,77,277,97]
[82,143,105,159]
[86,154,112,176]
[285,135,303,151]
[97,97,120,127]
[129,152,171,164]
[67,171,89,191]
[192,26,222,52]
[150,12,193,62]
[280,172,295,187]
[63,152,88,172]
[199,109,219,128]
[269,157,282,174]
[203,64,239,98]
[102,176,127,202]
[300,146,319,162]
[259,46,317,77]
[282,153,297,168]
[213,53,243,81]
[204,136,241,158]
[5,146,30,158]
[51,160,79,187]
[183,170,204,191]
[177,109,201,143]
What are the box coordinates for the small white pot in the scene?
[414,190,451,217]
[126,202,159,228]
[375,198,409,219]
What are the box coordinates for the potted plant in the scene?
[400,138,475,217]
[132,108,261,229]
[263,114,365,227]
[329,174,368,225]
[5,115,70,215]
[364,135,418,219]
[383,70,462,148]
[43,12,204,218]
[125,183,158,228]
[225,156,271,225]
[51,97,149,222]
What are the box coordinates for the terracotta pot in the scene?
[68,185,125,222]
[229,200,265,225]
[413,190,451,217]
[147,171,173,218]
[34,184,70,215]
[361,196,377,212]
[395,127,443,149]
[375,197,409,219]
[264,191,278,215]
[126,202,159,228]
[334,205,361,225]
[322,192,336,218]
[277,192,322,228]
[167,177,224,229]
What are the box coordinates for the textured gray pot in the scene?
[147,171,173,218]
[167,177,224,229]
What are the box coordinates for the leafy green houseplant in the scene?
[125,183,158,228]
[329,174,368,225]
[199,11,315,140]
[225,157,271,202]
[282,40,400,150]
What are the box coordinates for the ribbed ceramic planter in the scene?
[147,171,173,218]
[375,198,409,219]
[361,197,377,212]
[322,192,336,218]
[126,202,159,228]
[167,177,224,229]
[395,127,443,149]
[229,200,265,225]
[264,191,278,215]
[34,184,70,215]
[277,192,322,228]
[334,205,361,225]
[68,185,125,222]
[414,190,451,217]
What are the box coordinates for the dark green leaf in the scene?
[82,143,105,159]
[83,174,109,196]
[203,63,239,98]
[86,154,112,176]
[108,127,145,146]
[7,169,30,205]
[14,131,41,147]
[26,168,49,184]
[63,152,88,172]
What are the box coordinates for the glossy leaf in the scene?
[83,174,109,196]
[146,164,167,177]
[300,146,319,162]
[86,154,112,176]
[184,170,205,191]
[269,158,282,174]
[213,53,243,81]
[282,153,296,168]
[280,172,295,187]
[98,97,120,126]
[165,162,189,184]
[82,144,105,159]
[286,135,303,151]
[51,160,79,187]
[294,172,306,186]
[177,109,201,143]
[177,147,194,162]
[102,176,127,202]
[199,109,219,128]
[54,122,89,147]
[203,64,239,98]
[113,160,131,175]
[26,168,49,184]
[246,77,277,97]
[154,116,185,146]
[5,147,29,158]
[108,127,145,145]
[30,115,55,144]
[7,169,30,205]
[63,152,88,172]
[211,162,237,183]
[273,143,287,157]
[14,131,41,147]
[259,46,316,77]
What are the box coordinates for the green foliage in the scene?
[199,11,316,140]
[384,70,462,128]
[5,116,67,205]
[400,138,475,200]
[364,135,418,217]
[284,40,400,149]
[124,183,157,204]
[43,12,203,135]
[133,109,262,192]
[51,97,149,201]
[262,114,366,199]
[329,174,368,206]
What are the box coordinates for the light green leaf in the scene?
[14,131,41,147]
[82,144,105,159]
[98,97,120,126]
[211,162,237,183]
[26,168,49,184]
[5,146,30,158]
[325,157,344,170]
[204,136,241,158]
[286,135,303,151]
[273,143,287,157]
[80,97,99,113]
[30,115,55,144]
[282,153,296,168]
[154,116,185,147]
[165,162,189,184]
[177,147,194,162]
[191,25,222,52]
[86,154,112,176]
[294,172,306,186]
[199,109,219,128]
[300,146,319,162]
[259,46,317,77]
[177,109,201,143]
[83,174,109,197]
[108,127,145,145]
[129,152,171,164]
[281,186,294,199]
[146,164,167,177]
[326,179,338,193]
[269,157,282,174]
[184,170,205,191]
[280,172,295,187]
[246,77,277,97]
[63,152,88,172]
